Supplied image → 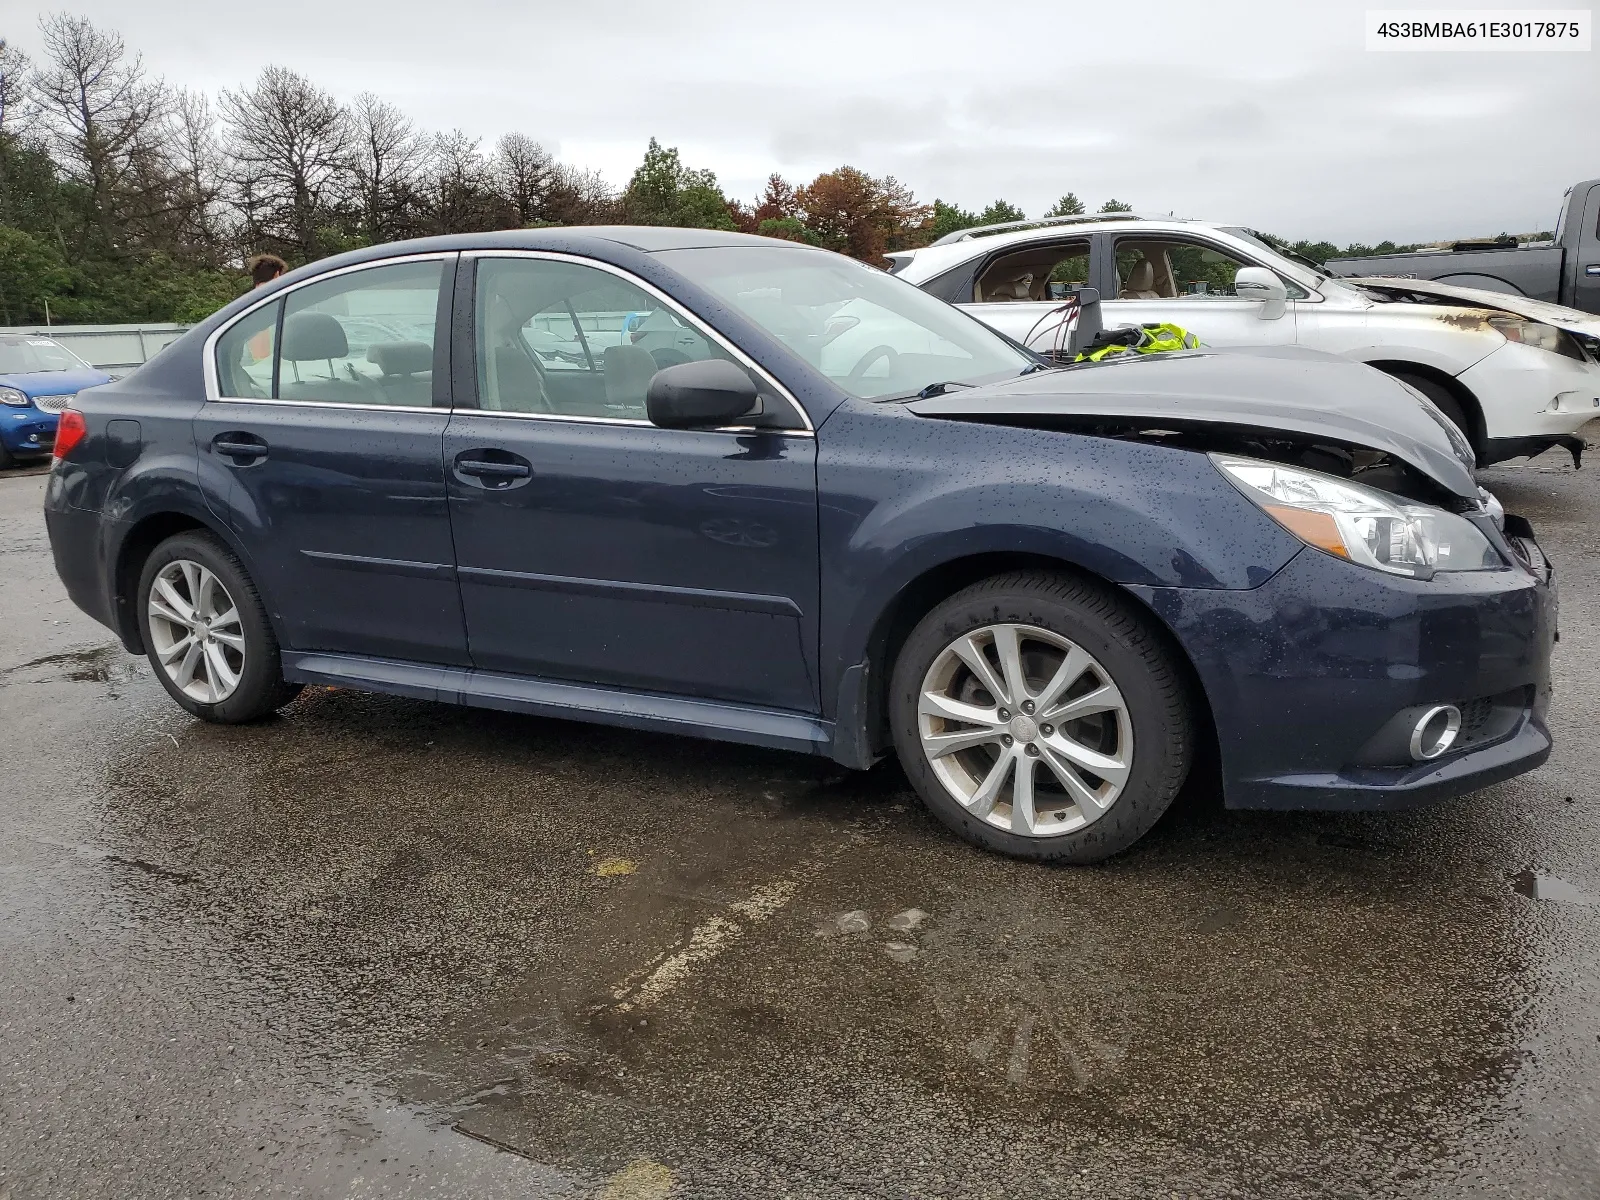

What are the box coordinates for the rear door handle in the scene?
[213,433,268,463]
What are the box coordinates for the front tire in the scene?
[889,571,1194,863]
[137,531,302,722]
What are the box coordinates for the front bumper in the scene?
[2,406,58,455]
[1132,536,1554,812]
[1459,340,1600,446]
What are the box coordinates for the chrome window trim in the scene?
[466,249,814,434]
[202,251,456,406]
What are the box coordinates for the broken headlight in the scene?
[1212,454,1502,578]
[1488,316,1586,362]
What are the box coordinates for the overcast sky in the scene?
[11,0,1599,243]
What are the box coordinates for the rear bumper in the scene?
[1132,537,1555,812]
[43,477,118,635]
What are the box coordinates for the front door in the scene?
[445,253,819,711]
[196,254,468,665]
[1098,234,1298,349]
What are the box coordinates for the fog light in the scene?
[1409,705,1461,761]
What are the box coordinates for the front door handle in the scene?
[213,433,268,463]
[453,449,533,490]
[456,459,531,479]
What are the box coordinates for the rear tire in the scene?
[137,531,302,723]
[889,571,1194,864]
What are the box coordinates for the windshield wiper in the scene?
[1019,361,1051,375]
[913,380,978,399]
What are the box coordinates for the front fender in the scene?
[816,403,1303,704]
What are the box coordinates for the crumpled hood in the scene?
[1349,276,1600,340]
[908,345,1481,500]
[0,367,112,397]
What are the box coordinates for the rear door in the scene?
[196,253,469,665]
[956,237,1095,353]
[444,252,819,711]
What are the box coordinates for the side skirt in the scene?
[281,652,835,758]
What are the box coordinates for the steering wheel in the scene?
[846,344,899,383]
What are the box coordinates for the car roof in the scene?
[892,217,1233,281]
[251,226,830,298]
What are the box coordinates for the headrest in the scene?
[1126,260,1155,290]
[602,344,658,405]
[366,341,432,375]
[986,271,1033,300]
[281,312,348,361]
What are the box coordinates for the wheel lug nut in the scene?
[1002,734,1014,746]
[1025,744,1040,757]
[1041,724,1053,736]
[1021,701,1034,714]
[997,708,1010,721]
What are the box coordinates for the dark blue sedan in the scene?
[0,334,113,467]
[43,229,1555,861]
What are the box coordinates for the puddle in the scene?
[1511,870,1600,905]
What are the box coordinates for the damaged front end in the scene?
[907,344,1552,584]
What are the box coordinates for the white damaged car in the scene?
[889,215,1600,465]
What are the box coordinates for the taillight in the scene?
[53,409,87,460]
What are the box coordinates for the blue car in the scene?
[43,229,1555,861]
[0,334,113,468]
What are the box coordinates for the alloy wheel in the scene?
[146,558,246,703]
[917,623,1133,837]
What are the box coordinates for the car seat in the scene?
[366,341,433,407]
[602,344,658,414]
[1119,260,1163,300]
[977,270,1037,302]
[278,312,375,403]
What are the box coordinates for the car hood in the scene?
[1348,276,1600,339]
[907,345,1480,500]
[0,367,112,396]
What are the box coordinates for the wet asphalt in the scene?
[2,438,1599,1200]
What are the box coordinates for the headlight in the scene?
[1212,454,1502,578]
[0,387,29,407]
[1488,316,1585,361]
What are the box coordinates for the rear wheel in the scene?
[889,571,1194,863]
[137,531,301,722]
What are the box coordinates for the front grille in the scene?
[32,393,74,413]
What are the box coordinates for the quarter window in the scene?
[475,257,765,423]
[214,301,278,399]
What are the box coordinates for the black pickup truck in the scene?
[1325,178,1600,315]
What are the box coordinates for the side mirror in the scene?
[1234,267,1288,320]
[647,359,760,429]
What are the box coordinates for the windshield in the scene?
[1215,227,1328,287]
[0,336,90,375]
[656,245,1034,399]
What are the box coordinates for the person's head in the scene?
[247,253,288,288]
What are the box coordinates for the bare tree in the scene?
[221,65,350,259]
[493,132,553,227]
[425,130,499,234]
[0,39,35,227]
[544,162,616,226]
[161,89,226,260]
[32,13,167,254]
[348,92,427,244]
